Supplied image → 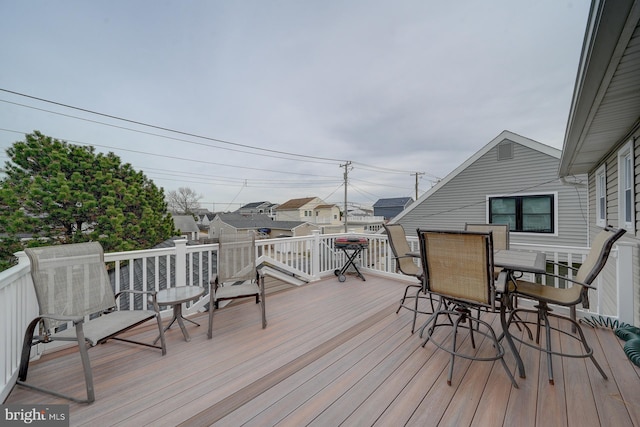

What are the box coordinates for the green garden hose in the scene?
[614,325,640,368]
[580,315,631,329]
[577,316,640,367]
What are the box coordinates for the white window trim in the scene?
[485,191,559,236]
[595,164,607,227]
[618,141,635,232]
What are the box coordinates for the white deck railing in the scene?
[0,232,634,402]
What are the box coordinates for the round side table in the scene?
[153,286,205,343]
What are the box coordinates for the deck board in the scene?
[5,273,639,427]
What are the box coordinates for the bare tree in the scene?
[166,187,203,215]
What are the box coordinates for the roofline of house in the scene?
[559,0,640,176]
[391,130,559,223]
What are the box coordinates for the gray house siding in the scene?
[586,133,640,323]
[394,132,588,247]
[557,0,640,325]
[376,207,405,220]
[373,197,413,220]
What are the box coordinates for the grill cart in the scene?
[334,237,369,282]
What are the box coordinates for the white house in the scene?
[275,197,342,231]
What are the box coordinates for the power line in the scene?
[0,88,445,201]
[0,98,340,166]
[0,89,440,176]
[0,127,338,179]
[0,88,347,163]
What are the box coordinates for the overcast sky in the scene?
[0,1,590,212]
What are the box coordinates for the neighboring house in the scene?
[275,197,342,230]
[172,215,200,241]
[196,213,215,228]
[237,201,279,219]
[373,197,414,220]
[392,130,589,248]
[347,205,374,217]
[208,213,319,240]
[558,0,640,326]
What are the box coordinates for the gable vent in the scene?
[497,141,514,161]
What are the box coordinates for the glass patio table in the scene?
[152,286,205,343]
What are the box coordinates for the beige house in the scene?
[275,197,342,231]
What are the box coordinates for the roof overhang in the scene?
[559,0,640,177]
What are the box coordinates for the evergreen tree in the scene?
[0,131,177,269]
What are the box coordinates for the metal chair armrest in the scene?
[115,289,157,298]
[39,313,85,324]
[516,272,596,290]
[116,289,161,312]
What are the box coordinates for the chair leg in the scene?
[541,308,555,385]
[464,310,477,349]
[411,287,420,333]
[17,321,96,403]
[260,276,267,329]
[207,302,215,339]
[568,315,608,380]
[397,285,412,314]
[447,315,464,386]
[75,322,96,402]
[527,302,607,384]
[17,317,41,382]
[427,305,518,389]
[155,312,167,355]
[260,300,267,329]
[420,298,445,343]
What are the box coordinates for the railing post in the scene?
[174,239,188,288]
[15,251,29,265]
[616,241,636,325]
[312,230,320,277]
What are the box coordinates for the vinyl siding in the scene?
[398,138,588,247]
[588,131,640,325]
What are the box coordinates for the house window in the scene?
[618,142,635,231]
[489,194,554,233]
[595,164,607,227]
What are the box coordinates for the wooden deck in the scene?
[5,273,640,426]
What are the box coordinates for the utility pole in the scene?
[341,161,352,232]
[412,172,425,200]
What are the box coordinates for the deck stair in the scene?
[257,256,312,287]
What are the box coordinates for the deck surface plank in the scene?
[5,273,638,427]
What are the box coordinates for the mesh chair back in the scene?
[465,223,509,250]
[418,230,494,307]
[576,226,626,284]
[218,231,257,284]
[383,224,420,277]
[25,242,116,331]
